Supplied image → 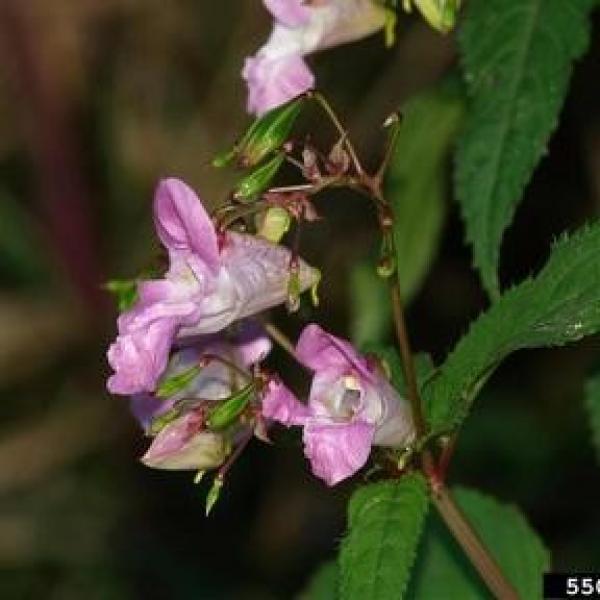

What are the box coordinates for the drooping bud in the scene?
[234,154,285,201]
[214,97,304,169]
[206,384,255,431]
[142,423,231,471]
[156,364,203,398]
[256,207,291,243]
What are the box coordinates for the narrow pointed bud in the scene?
[194,470,206,484]
[310,270,321,307]
[234,154,285,201]
[377,233,396,278]
[156,364,203,398]
[205,475,224,516]
[257,207,291,243]
[215,98,304,169]
[206,383,255,431]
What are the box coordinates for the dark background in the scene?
[0,2,598,598]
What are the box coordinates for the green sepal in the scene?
[104,279,138,312]
[234,153,285,201]
[156,364,202,399]
[206,383,255,431]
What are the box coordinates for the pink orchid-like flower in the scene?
[107,178,318,396]
[243,0,388,115]
[262,324,415,486]
[136,322,270,471]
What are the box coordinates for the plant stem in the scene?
[261,320,298,361]
[390,280,426,436]
[431,484,520,600]
[312,91,364,176]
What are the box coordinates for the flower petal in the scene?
[303,419,375,486]
[262,378,308,426]
[107,318,179,395]
[263,0,311,27]
[141,413,229,470]
[154,178,220,274]
[224,232,318,318]
[296,324,370,377]
[243,53,314,116]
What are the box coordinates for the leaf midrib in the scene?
[470,0,544,295]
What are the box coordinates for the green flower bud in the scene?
[205,475,224,516]
[206,384,255,431]
[213,97,304,169]
[257,207,291,243]
[156,364,203,398]
[234,153,285,201]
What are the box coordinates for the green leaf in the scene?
[584,370,600,463]
[300,561,339,600]
[386,80,464,303]
[408,487,550,599]
[339,475,429,600]
[423,222,600,436]
[456,0,594,298]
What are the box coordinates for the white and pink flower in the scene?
[243,0,388,115]
[107,178,318,395]
[262,324,415,485]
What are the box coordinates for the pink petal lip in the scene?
[303,420,375,486]
[154,178,220,275]
[243,53,314,116]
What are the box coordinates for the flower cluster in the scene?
[106,176,414,495]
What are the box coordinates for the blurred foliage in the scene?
[0,0,598,598]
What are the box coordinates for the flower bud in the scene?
[142,428,231,471]
[206,384,255,431]
[215,97,304,169]
[256,207,291,243]
[234,154,285,201]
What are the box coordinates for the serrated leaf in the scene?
[386,80,464,304]
[584,370,600,463]
[339,475,429,600]
[423,222,600,435]
[456,0,594,298]
[408,487,550,599]
[300,561,338,600]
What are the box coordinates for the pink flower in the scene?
[141,412,230,471]
[131,320,271,430]
[262,324,415,486]
[243,0,388,115]
[107,178,318,396]
[136,322,271,471]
